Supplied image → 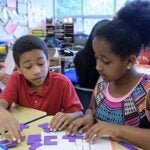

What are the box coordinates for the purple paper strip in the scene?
[38,123,50,133]
[0,140,9,144]
[38,123,49,129]
[27,134,41,144]
[29,142,43,150]
[5,141,17,148]
[118,141,138,150]
[44,135,58,145]
[20,124,29,131]
[62,135,83,142]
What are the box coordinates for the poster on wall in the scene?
[7,0,16,8]
[17,2,27,15]
[0,0,6,6]
[0,7,9,24]
[28,4,46,29]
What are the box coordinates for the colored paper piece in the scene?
[5,20,17,34]
[7,0,16,8]
[0,26,13,41]
[17,2,27,15]
[28,4,46,29]
[38,123,50,133]
[0,139,9,144]
[62,135,83,142]
[0,0,6,6]
[0,7,9,24]
[27,134,41,145]
[13,26,28,39]
[7,9,18,23]
[20,124,29,131]
[5,141,17,148]
[44,136,57,145]
[0,136,25,148]
[118,141,138,150]
[18,15,28,25]
[29,142,42,150]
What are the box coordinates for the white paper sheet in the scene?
[36,131,112,150]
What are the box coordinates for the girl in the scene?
[67,1,150,149]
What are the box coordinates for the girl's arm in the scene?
[117,125,150,150]
[85,121,150,150]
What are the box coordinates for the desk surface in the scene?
[10,105,47,124]
[9,116,135,150]
[10,116,52,150]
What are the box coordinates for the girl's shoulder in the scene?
[140,74,150,89]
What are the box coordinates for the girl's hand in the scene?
[0,109,22,143]
[66,113,95,136]
[85,121,120,143]
[50,112,75,131]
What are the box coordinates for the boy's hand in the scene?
[85,120,120,143]
[0,109,22,143]
[0,72,9,84]
[50,112,75,131]
[0,63,5,69]
[66,113,94,136]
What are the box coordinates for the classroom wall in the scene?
[30,0,54,18]
[0,0,54,43]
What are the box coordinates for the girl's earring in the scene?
[127,66,131,70]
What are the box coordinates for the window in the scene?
[55,0,82,18]
[55,0,128,34]
[83,0,114,16]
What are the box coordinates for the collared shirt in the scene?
[0,71,83,115]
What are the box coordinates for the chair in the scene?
[74,85,93,112]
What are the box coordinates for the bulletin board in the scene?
[0,0,28,42]
[0,0,46,42]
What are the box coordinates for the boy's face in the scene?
[17,49,49,88]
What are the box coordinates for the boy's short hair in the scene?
[12,35,48,66]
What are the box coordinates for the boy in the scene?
[0,35,83,143]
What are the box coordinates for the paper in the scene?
[0,7,9,24]
[7,9,19,23]
[33,131,112,150]
[18,15,28,25]
[7,0,16,8]
[14,25,28,38]
[5,20,17,34]
[17,2,27,15]
[0,0,6,6]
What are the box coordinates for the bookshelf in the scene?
[46,20,74,47]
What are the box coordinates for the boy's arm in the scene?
[0,98,9,109]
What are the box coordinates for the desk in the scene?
[10,105,47,124]
[10,116,52,150]
[10,116,138,150]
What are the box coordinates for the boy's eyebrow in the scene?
[22,57,45,64]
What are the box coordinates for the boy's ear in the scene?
[16,65,22,73]
[126,55,137,69]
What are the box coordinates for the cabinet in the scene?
[46,22,74,47]
[46,24,55,37]
[63,23,74,47]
